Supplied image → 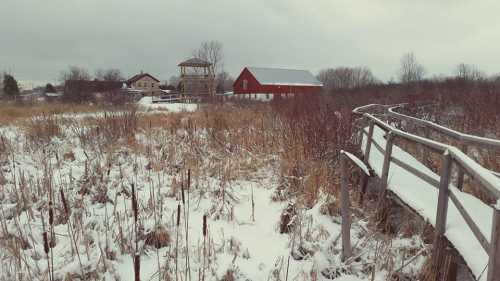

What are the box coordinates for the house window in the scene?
[243,79,248,90]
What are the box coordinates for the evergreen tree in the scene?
[45,83,56,93]
[3,74,20,97]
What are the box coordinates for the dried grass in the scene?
[144,226,170,249]
[24,114,64,144]
[0,101,106,126]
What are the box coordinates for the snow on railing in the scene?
[388,104,500,150]
[352,103,500,281]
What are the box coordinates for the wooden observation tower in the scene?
[178,58,215,96]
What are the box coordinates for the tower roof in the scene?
[178,58,212,67]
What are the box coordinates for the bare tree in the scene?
[216,71,234,93]
[59,66,91,82]
[455,63,484,81]
[193,41,224,75]
[317,66,378,91]
[95,68,124,81]
[169,75,180,87]
[351,67,378,88]
[398,52,425,83]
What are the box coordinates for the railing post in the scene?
[487,203,500,281]
[358,174,369,206]
[443,247,458,281]
[340,153,352,261]
[421,126,430,164]
[364,121,375,163]
[377,132,394,207]
[456,144,467,191]
[432,150,452,276]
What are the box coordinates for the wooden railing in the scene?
[388,104,500,183]
[348,104,500,281]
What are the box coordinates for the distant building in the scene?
[64,80,124,95]
[178,58,215,96]
[63,80,126,102]
[126,72,161,96]
[233,67,323,100]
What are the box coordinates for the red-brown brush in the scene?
[203,215,207,237]
[59,188,70,216]
[177,204,181,226]
[42,232,49,254]
[134,253,141,281]
[131,184,138,222]
[181,183,185,205]
[48,201,54,226]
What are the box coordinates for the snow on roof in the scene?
[246,67,323,87]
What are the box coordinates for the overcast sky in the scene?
[1,0,500,84]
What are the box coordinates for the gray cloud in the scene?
[1,0,499,84]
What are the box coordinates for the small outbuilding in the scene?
[126,72,161,96]
[233,67,322,100]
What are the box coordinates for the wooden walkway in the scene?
[340,104,500,281]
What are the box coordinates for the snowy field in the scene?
[0,106,427,281]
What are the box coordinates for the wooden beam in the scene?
[444,247,458,281]
[456,144,467,190]
[378,132,394,204]
[390,156,440,188]
[432,151,452,273]
[358,174,369,206]
[364,121,375,163]
[371,138,385,154]
[422,127,430,164]
[451,149,500,200]
[448,188,490,252]
[487,204,500,281]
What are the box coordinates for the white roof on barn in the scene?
[246,67,323,86]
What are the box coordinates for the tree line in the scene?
[316,52,497,93]
[2,49,499,100]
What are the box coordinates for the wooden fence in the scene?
[341,104,500,281]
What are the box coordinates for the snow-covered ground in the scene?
[0,109,427,281]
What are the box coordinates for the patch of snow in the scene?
[138,96,198,113]
[342,150,370,176]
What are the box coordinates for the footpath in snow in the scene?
[362,125,494,280]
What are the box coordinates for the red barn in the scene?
[233,67,322,100]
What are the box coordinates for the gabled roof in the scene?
[246,67,322,87]
[126,73,160,84]
[178,58,212,67]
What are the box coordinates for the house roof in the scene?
[126,73,160,84]
[246,67,322,87]
[178,58,212,67]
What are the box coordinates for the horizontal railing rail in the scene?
[352,103,500,281]
[388,104,500,150]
